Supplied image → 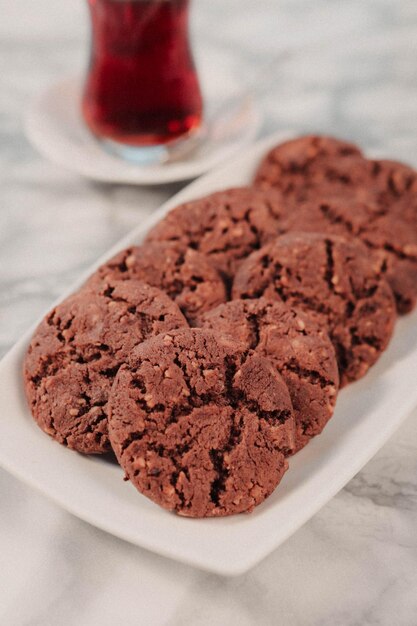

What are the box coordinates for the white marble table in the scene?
[1,1,417,624]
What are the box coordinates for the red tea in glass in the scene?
[82,0,203,159]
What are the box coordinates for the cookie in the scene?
[253,135,367,199]
[108,328,296,517]
[356,211,417,313]
[145,186,286,282]
[355,161,417,310]
[343,159,417,312]
[24,280,188,454]
[198,298,339,452]
[88,242,227,325]
[268,194,417,313]
[232,233,396,386]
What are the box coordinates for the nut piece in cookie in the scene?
[232,232,397,386]
[23,280,188,454]
[88,242,227,325]
[145,186,287,281]
[198,298,339,453]
[108,328,295,517]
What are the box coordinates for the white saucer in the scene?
[25,50,261,185]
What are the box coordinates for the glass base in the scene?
[98,128,204,166]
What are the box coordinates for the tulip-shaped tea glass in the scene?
[82,0,203,164]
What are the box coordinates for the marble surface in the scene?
[1,1,417,624]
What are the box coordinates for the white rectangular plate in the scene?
[1,131,417,576]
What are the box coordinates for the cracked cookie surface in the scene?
[198,298,339,452]
[108,328,295,517]
[253,135,367,199]
[254,137,417,313]
[88,242,227,325]
[145,187,286,282]
[353,159,417,312]
[267,194,417,314]
[232,233,397,386]
[24,280,188,454]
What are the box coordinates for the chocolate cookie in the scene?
[357,160,417,302]
[108,328,296,517]
[267,194,417,313]
[253,135,367,200]
[232,233,396,386]
[24,280,188,454]
[354,160,417,309]
[356,211,417,313]
[346,159,417,312]
[145,187,286,282]
[88,242,227,325]
[198,299,339,452]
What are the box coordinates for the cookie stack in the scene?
[24,135,416,518]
